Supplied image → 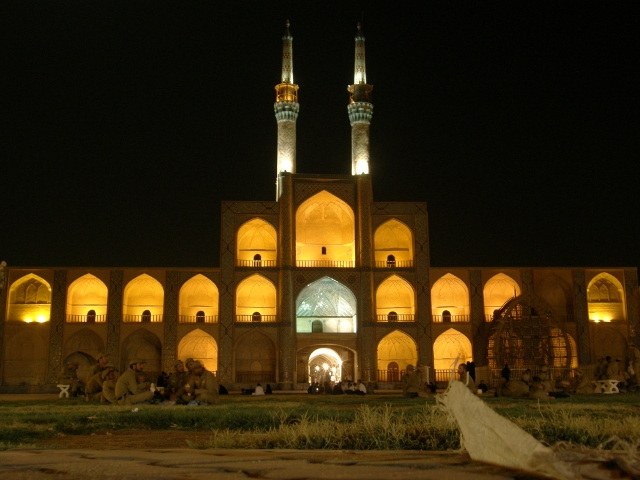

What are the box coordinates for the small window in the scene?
[141,310,151,323]
[311,320,323,333]
[253,254,262,267]
[87,310,96,323]
[196,311,205,323]
[321,246,327,255]
[443,310,451,323]
[252,311,262,323]
[387,255,396,267]
[388,311,398,322]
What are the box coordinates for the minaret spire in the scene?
[348,22,373,175]
[274,19,299,199]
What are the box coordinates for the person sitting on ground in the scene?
[497,371,531,397]
[185,358,196,374]
[345,382,355,394]
[85,364,115,402]
[58,360,84,397]
[182,361,218,405]
[478,380,488,394]
[529,376,554,401]
[265,384,272,394]
[115,359,155,405]
[607,358,626,385]
[426,382,437,394]
[253,383,265,395]
[572,369,596,394]
[324,380,332,394]
[136,373,150,393]
[219,384,229,395]
[101,369,119,404]
[457,363,477,394]
[539,366,555,393]
[86,352,110,384]
[593,357,605,380]
[156,371,169,389]
[357,379,367,395]
[168,360,188,399]
[602,356,612,378]
[332,381,344,395]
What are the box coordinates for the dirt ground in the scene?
[39,429,211,449]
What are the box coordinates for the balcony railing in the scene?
[432,314,470,323]
[122,314,163,323]
[178,315,218,324]
[374,260,414,268]
[377,369,407,382]
[236,371,276,383]
[237,260,277,267]
[485,313,576,322]
[376,314,415,322]
[66,314,107,323]
[296,260,355,268]
[235,314,277,323]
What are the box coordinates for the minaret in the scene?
[274,20,299,199]
[348,22,373,175]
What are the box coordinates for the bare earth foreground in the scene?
[0,448,548,479]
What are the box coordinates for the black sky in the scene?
[2,2,639,269]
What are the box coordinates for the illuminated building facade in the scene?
[0,24,638,392]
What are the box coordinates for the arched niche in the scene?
[377,330,417,381]
[178,329,218,372]
[295,190,355,266]
[483,273,520,320]
[536,274,573,318]
[123,274,164,322]
[431,273,469,320]
[375,275,415,321]
[587,273,626,322]
[235,274,277,321]
[63,328,105,362]
[235,331,276,383]
[7,274,52,322]
[3,329,49,385]
[373,219,413,267]
[296,277,357,333]
[236,218,277,266]
[120,329,162,377]
[179,274,219,323]
[308,347,343,383]
[66,274,108,321]
[593,326,628,365]
[433,328,472,372]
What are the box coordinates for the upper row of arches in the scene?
[5,270,627,324]
[236,190,414,268]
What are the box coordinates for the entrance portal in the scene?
[308,348,342,385]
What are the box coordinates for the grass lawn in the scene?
[1,393,639,450]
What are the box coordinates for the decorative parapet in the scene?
[347,102,373,125]
[274,101,299,122]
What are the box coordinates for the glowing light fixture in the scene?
[322,363,329,371]
[36,315,47,323]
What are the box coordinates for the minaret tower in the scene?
[274,20,299,199]
[348,22,373,175]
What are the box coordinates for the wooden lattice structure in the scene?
[487,293,573,369]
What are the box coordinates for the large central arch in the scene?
[308,348,343,384]
[296,277,357,333]
[486,293,573,369]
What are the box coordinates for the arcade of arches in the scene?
[236,218,277,265]
[295,190,355,265]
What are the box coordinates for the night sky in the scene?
[3,2,638,269]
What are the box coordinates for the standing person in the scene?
[115,359,154,405]
[86,352,110,383]
[457,363,477,394]
[182,361,219,405]
[501,364,511,382]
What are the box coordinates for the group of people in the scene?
[307,379,369,395]
[58,353,220,406]
[401,363,438,398]
[495,364,568,400]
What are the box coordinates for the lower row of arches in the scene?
[1,326,629,386]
